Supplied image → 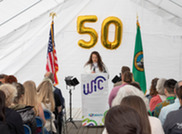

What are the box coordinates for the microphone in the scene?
[93,66,96,73]
[92,63,97,73]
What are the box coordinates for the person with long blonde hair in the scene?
[37,80,55,112]
[37,79,56,133]
[23,80,46,125]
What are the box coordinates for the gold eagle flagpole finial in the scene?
[50,12,56,21]
[136,13,140,28]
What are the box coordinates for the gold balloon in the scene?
[77,15,98,49]
[101,16,123,49]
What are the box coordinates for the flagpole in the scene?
[49,12,59,85]
[49,12,56,53]
[136,13,138,20]
[49,12,56,48]
[132,15,146,93]
[136,14,140,28]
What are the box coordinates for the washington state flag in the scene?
[132,20,146,93]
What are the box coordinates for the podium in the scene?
[81,73,109,126]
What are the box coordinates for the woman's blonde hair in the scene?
[0,84,17,107]
[37,80,55,112]
[23,80,39,115]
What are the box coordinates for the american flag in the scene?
[46,21,59,85]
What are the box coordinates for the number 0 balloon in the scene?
[101,17,123,49]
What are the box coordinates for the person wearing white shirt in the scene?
[84,51,108,74]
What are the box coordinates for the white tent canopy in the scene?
[0,0,182,108]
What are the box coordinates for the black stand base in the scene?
[66,118,78,129]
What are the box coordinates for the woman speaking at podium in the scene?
[84,51,108,74]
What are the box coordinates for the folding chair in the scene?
[35,116,44,134]
[44,109,53,134]
[61,107,68,134]
[23,124,32,134]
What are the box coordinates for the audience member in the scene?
[37,80,57,133]
[121,96,164,134]
[44,72,64,134]
[163,86,182,134]
[0,74,7,84]
[0,72,180,134]
[10,83,37,134]
[105,105,143,134]
[129,81,141,90]
[0,90,11,134]
[112,85,149,110]
[153,79,177,117]
[84,51,108,74]
[108,71,133,107]
[149,78,167,111]
[0,84,24,134]
[114,66,130,87]
[23,81,46,125]
[146,78,159,101]
[5,75,17,84]
[159,80,182,125]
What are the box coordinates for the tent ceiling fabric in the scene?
[0,0,64,37]
[131,0,182,26]
[0,0,90,74]
[0,0,182,108]
[0,0,42,26]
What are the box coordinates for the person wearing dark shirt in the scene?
[53,90,62,118]
[0,84,24,134]
[5,107,25,134]
[164,85,182,134]
[54,86,65,110]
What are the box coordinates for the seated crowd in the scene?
[0,73,64,134]
[105,66,182,134]
[1,66,182,134]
